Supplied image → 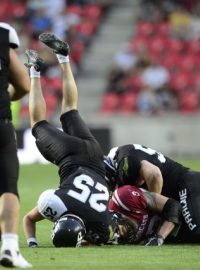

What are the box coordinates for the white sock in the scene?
[30,66,40,78]
[1,233,19,251]
[56,54,69,64]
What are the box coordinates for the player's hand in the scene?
[144,234,164,246]
[28,241,38,248]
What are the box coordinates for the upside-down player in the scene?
[23,33,117,248]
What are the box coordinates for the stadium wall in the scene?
[16,115,200,164]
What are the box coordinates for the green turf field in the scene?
[18,161,200,270]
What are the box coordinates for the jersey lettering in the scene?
[133,144,166,163]
[67,174,109,212]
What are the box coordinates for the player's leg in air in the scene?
[38,33,77,114]
[24,50,46,128]
[38,33,93,140]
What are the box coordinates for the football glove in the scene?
[144,234,164,246]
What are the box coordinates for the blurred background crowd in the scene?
[2,0,200,128]
[102,0,200,116]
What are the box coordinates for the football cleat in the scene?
[39,33,70,56]
[0,249,32,268]
[24,49,44,72]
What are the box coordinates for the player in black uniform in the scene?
[104,143,200,242]
[23,33,115,248]
[0,23,31,268]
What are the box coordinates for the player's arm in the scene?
[139,160,163,193]
[142,191,182,246]
[8,48,30,101]
[23,207,44,247]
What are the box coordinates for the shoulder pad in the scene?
[37,189,68,222]
[0,22,20,48]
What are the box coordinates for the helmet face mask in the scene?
[110,212,137,244]
[51,214,86,247]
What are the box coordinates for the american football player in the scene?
[104,144,200,239]
[23,33,116,248]
[0,22,31,268]
[109,185,182,245]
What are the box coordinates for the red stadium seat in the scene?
[0,1,11,20]
[136,22,156,38]
[130,36,150,53]
[126,75,143,93]
[170,72,194,95]
[76,19,97,38]
[120,92,137,113]
[155,22,170,37]
[101,93,120,114]
[180,55,199,74]
[82,4,102,20]
[149,37,169,56]
[162,54,182,74]
[187,40,200,55]
[168,39,185,55]
[67,4,83,16]
[70,40,85,65]
[179,90,200,113]
[11,3,26,18]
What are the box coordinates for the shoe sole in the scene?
[39,33,69,56]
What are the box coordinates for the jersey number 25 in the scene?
[67,174,109,213]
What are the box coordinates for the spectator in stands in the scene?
[141,58,170,90]
[138,1,166,23]
[137,85,158,116]
[30,8,52,35]
[188,3,200,40]
[168,4,191,40]
[106,66,128,95]
[134,44,151,72]
[113,43,137,72]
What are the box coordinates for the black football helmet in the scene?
[51,214,86,247]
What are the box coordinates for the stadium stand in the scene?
[0,0,114,126]
[4,0,200,124]
[101,0,200,115]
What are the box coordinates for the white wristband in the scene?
[56,54,69,64]
[30,66,40,78]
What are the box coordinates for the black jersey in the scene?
[113,144,189,200]
[38,167,112,244]
[55,166,111,243]
[0,27,12,120]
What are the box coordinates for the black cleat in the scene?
[39,33,70,56]
[25,49,44,72]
